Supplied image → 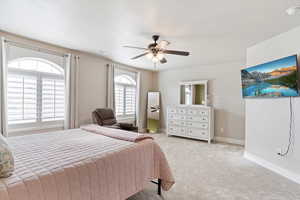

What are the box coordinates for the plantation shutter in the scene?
[114,84,124,116]
[7,73,37,124]
[125,86,136,115]
[42,78,65,121]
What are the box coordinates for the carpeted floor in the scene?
[128,134,300,200]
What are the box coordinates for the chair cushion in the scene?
[95,109,117,126]
[119,123,138,131]
[119,123,133,129]
[0,134,14,178]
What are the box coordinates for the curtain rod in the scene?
[4,39,69,57]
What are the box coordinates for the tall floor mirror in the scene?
[147,92,160,133]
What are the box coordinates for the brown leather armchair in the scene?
[92,108,138,132]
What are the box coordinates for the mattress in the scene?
[0,129,174,200]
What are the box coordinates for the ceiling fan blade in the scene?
[123,45,148,50]
[160,57,167,64]
[131,52,148,60]
[163,50,190,56]
[157,40,170,49]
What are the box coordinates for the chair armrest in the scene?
[92,111,103,126]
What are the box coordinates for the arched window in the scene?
[114,74,136,117]
[115,75,136,86]
[7,57,65,126]
[8,57,64,75]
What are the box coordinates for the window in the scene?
[114,74,136,118]
[7,57,65,128]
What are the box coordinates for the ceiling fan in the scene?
[123,35,190,64]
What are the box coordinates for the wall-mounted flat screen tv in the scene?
[241,55,299,98]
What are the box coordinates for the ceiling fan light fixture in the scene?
[152,56,160,63]
[146,52,154,59]
[156,52,164,60]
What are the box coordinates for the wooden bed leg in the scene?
[157,179,162,196]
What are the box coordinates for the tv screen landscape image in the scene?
[241,55,299,98]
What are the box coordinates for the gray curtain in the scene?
[135,72,141,128]
[64,54,79,129]
[0,37,8,136]
[106,63,115,110]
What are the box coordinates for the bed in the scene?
[0,125,174,200]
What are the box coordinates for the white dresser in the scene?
[167,105,214,143]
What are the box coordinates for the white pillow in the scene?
[0,134,14,178]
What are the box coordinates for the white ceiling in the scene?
[1,0,300,70]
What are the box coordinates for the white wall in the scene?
[245,26,300,184]
[158,61,245,142]
[0,31,158,132]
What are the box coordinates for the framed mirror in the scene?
[147,92,160,133]
[179,80,208,106]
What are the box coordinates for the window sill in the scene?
[116,116,136,125]
[8,124,64,137]
[117,116,135,120]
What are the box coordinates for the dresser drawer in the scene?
[186,115,208,122]
[168,126,178,134]
[187,109,198,115]
[177,108,186,114]
[186,122,208,129]
[198,109,209,116]
[177,115,186,120]
[200,116,209,122]
[187,109,208,116]
[177,127,186,136]
[169,114,185,120]
[168,120,176,126]
[187,128,209,139]
[168,114,176,119]
[169,120,186,126]
[168,108,177,114]
[168,126,186,136]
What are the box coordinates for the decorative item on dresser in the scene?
[167,105,214,143]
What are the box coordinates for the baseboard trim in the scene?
[138,128,147,133]
[159,128,166,133]
[214,136,245,146]
[244,151,300,185]
[139,128,166,133]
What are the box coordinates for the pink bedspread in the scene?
[0,129,174,200]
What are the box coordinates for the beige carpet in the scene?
[128,134,300,200]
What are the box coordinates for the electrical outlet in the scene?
[220,128,224,133]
